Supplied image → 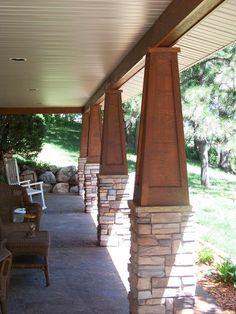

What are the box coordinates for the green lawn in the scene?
[187,162,236,258]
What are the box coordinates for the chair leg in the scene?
[41,192,46,210]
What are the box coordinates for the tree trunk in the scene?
[196,139,210,187]
[219,150,232,173]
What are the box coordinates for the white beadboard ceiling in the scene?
[122,0,236,102]
[0,0,172,108]
[0,0,235,109]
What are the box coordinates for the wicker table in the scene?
[6,231,50,286]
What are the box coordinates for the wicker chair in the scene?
[0,183,42,239]
[0,242,12,314]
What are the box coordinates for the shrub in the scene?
[197,248,215,265]
[216,259,236,287]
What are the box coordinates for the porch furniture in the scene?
[6,231,50,287]
[4,158,46,210]
[0,183,42,239]
[0,242,12,314]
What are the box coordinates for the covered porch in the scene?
[8,193,222,314]
[0,0,236,313]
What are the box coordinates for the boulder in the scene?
[43,183,52,193]
[70,185,79,193]
[49,165,58,174]
[56,166,77,183]
[69,173,78,185]
[39,171,56,184]
[52,183,69,193]
[20,169,37,183]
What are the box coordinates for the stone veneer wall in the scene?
[84,163,100,213]
[97,175,131,247]
[128,201,195,314]
[78,157,87,198]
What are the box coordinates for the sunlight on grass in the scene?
[37,143,78,167]
[187,163,236,258]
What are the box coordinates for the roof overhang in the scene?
[0,0,235,114]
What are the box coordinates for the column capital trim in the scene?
[128,201,193,213]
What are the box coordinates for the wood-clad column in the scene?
[84,105,102,213]
[78,111,89,198]
[128,48,195,314]
[98,90,131,246]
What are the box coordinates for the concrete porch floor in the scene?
[7,193,224,314]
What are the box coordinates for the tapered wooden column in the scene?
[98,90,131,246]
[128,48,195,314]
[100,90,127,175]
[84,105,102,213]
[78,111,89,198]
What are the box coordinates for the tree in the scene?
[182,86,220,186]
[181,42,236,185]
[123,95,141,153]
[0,114,46,159]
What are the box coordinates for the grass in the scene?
[36,124,80,167]
[36,125,236,258]
[187,162,236,258]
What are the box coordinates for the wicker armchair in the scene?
[0,242,12,314]
[0,183,42,240]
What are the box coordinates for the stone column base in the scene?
[78,157,87,198]
[97,175,131,247]
[84,163,100,213]
[128,201,195,314]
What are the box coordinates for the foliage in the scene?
[181,42,236,184]
[123,95,141,153]
[0,175,6,183]
[43,114,81,128]
[198,248,215,265]
[216,260,236,287]
[0,114,46,159]
[16,156,50,171]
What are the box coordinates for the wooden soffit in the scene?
[84,0,225,111]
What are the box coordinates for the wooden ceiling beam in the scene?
[83,0,225,111]
[0,107,82,115]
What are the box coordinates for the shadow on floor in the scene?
[8,193,129,314]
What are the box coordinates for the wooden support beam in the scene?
[134,48,189,206]
[0,107,82,115]
[84,0,224,110]
[80,111,90,158]
[87,105,102,163]
[100,90,128,175]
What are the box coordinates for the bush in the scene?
[16,157,50,172]
[208,147,218,167]
[197,248,215,265]
[185,145,199,161]
[216,259,236,287]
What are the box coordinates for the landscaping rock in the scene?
[69,173,78,185]
[56,166,77,182]
[39,171,56,184]
[43,183,52,193]
[70,185,79,193]
[20,169,37,183]
[49,165,58,174]
[52,183,69,193]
